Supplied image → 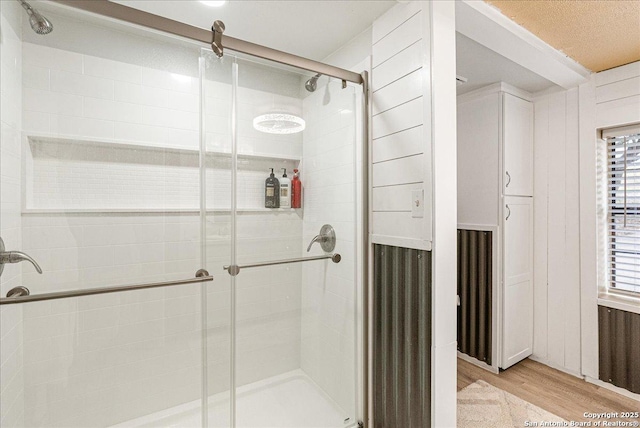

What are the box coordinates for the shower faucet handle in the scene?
[0,238,43,276]
[306,224,336,253]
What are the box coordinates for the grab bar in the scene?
[224,253,341,276]
[0,269,213,305]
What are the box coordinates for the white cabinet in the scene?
[503,93,534,197]
[457,83,534,371]
[502,196,533,368]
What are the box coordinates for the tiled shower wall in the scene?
[0,1,24,426]
[301,80,358,414]
[16,16,305,426]
[22,42,302,211]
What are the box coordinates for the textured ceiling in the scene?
[485,0,640,72]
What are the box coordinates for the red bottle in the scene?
[291,168,302,208]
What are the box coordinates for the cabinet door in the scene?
[501,196,533,369]
[503,93,533,196]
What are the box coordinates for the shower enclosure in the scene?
[0,1,366,427]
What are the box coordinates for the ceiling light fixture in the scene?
[199,1,227,7]
[253,113,306,135]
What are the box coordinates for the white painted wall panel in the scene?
[372,125,424,163]
[581,62,640,385]
[578,79,599,381]
[457,93,501,227]
[430,1,457,423]
[372,154,424,188]
[564,87,582,374]
[531,63,640,383]
[372,183,422,212]
[372,12,422,67]
[546,90,567,369]
[371,1,421,44]
[532,97,549,360]
[595,61,640,87]
[595,76,640,104]
[371,41,422,92]
[372,97,423,139]
[372,211,426,238]
[595,95,640,129]
[371,1,432,251]
[372,69,422,115]
[532,89,582,376]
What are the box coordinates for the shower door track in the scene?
[48,0,364,85]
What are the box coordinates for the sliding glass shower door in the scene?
[201,50,361,428]
[1,1,362,426]
[0,6,221,424]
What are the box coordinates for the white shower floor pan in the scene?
[111,370,354,428]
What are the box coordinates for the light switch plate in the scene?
[411,189,424,218]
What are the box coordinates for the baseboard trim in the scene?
[585,377,640,402]
[457,351,499,374]
[528,355,582,379]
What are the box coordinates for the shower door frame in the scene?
[46,1,372,426]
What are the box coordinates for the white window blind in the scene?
[606,131,640,294]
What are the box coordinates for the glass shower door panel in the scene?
[0,4,225,426]
[201,50,234,428]
[230,56,360,428]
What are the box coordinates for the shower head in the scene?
[305,74,321,92]
[18,0,53,35]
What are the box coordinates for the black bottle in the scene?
[265,168,280,208]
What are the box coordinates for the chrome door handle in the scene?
[506,204,511,221]
[505,171,511,188]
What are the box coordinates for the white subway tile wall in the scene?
[301,80,358,415]
[0,1,25,426]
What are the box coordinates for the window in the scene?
[604,126,640,294]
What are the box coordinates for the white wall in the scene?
[581,61,640,383]
[371,1,433,251]
[532,87,582,376]
[532,61,640,383]
[323,27,373,72]
[0,1,24,426]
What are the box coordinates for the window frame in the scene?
[601,125,640,298]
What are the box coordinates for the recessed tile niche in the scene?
[25,136,299,212]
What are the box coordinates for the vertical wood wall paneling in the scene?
[598,306,640,394]
[457,230,492,365]
[373,244,432,428]
[578,77,599,381]
[533,95,549,360]
[546,90,567,368]
[532,89,582,375]
[564,88,582,373]
[586,63,640,381]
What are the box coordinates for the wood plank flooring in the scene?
[458,358,639,422]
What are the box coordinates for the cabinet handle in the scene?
[505,171,511,188]
[506,204,511,221]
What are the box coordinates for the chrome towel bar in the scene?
[0,269,213,305]
[224,254,341,276]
